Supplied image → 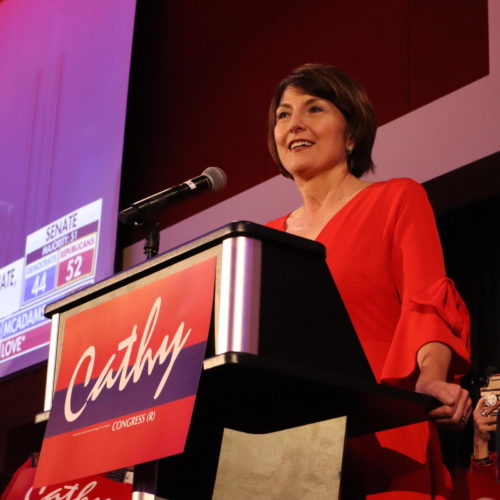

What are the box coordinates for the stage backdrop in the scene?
[120,0,499,267]
[0,0,137,378]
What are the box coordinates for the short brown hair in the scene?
[268,64,377,179]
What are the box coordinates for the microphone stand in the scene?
[120,167,226,262]
[143,220,160,260]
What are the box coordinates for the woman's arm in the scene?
[381,180,470,389]
[415,341,471,427]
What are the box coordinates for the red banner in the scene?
[1,457,131,500]
[35,257,216,486]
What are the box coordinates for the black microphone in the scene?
[119,166,227,225]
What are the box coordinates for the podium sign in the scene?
[2,457,132,500]
[28,476,132,500]
[37,222,439,498]
[35,257,216,487]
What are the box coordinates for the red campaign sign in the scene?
[34,257,216,487]
[28,476,132,500]
[2,458,131,500]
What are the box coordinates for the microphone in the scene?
[119,166,227,225]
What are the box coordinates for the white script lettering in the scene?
[64,297,191,422]
[25,480,109,500]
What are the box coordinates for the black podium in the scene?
[43,221,438,500]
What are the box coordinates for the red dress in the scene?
[267,178,471,499]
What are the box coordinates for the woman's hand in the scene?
[415,378,472,428]
[415,342,472,429]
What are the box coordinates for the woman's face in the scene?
[274,86,352,179]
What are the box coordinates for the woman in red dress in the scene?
[266,64,471,499]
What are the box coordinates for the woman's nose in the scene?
[289,112,305,132]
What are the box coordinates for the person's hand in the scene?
[473,396,498,442]
[415,342,471,429]
[415,379,472,429]
[472,396,498,460]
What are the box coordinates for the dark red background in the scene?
[119,0,489,245]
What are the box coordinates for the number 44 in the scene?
[31,272,47,296]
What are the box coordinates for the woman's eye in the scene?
[310,105,323,113]
[276,111,289,120]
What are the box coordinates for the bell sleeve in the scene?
[379,180,471,390]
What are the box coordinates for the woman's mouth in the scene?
[289,140,314,151]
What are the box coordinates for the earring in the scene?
[346,145,354,155]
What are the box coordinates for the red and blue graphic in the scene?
[23,203,101,306]
[35,256,216,487]
[0,201,102,378]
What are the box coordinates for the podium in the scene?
[43,221,438,499]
